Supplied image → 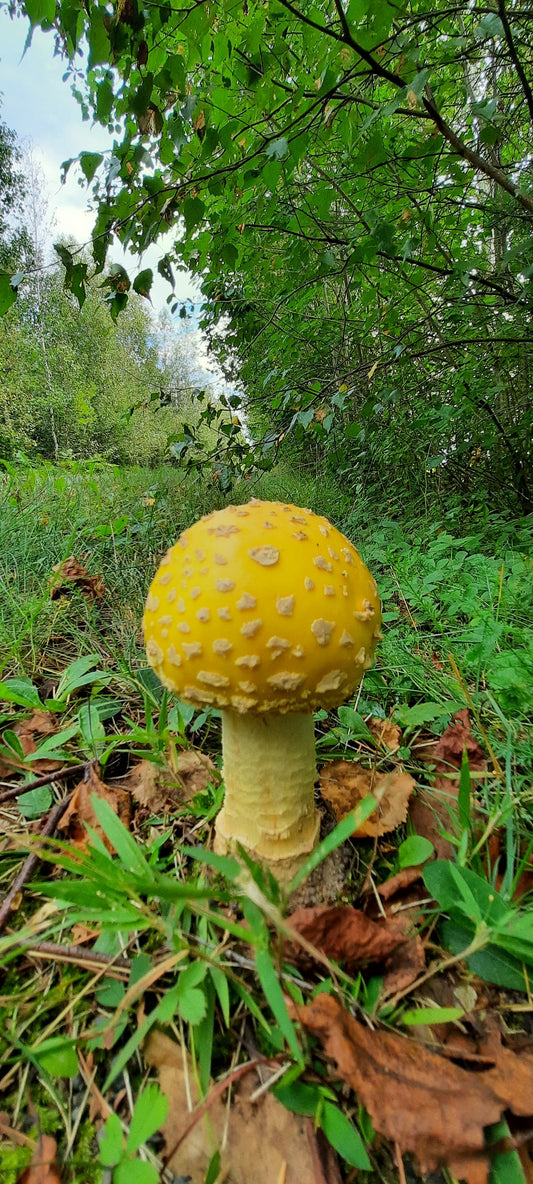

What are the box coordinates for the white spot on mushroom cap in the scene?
[214,523,240,536]
[167,589,177,604]
[161,628,169,639]
[158,572,172,586]
[292,531,307,541]
[328,547,339,561]
[190,587,202,600]
[196,607,210,622]
[311,618,335,645]
[168,645,182,667]
[313,556,333,573]
[213,638,232,655]
[214,553,227,565]
[186,685,215,704]
[178,534,189,549]
[267,671,305,691]
[236,592,256,610]
[183,642,203,659]
[198,670,229,687]
[195,548,206,560]
[355,647,366,664]
[238,680,256,693]
[292,645,305,658]
[341,548,353,564]
[290,514,307,525]
[340,630,354,647]
[183,566,193,578]
[177,597,186,613]
[249,546,279,566]
[343,585,349,597]
[276,595,294,616]
[235,654,260,668]
[266,636,290,651]
[319,525,329,537]
[218,606,232,621]
[305,577,315,591]
[241,619,263,638]
[316,669,345,694]
[178,622,191,634]
[159,615,173,627]
[324,585,335,597]
[263,521,275,529]
[353,605,374,622]
[146,594,160,612]
[146,639,164,664]
[216,579,235,592]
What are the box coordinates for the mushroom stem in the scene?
[214,711,320,880]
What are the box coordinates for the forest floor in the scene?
[1,458,533,1184]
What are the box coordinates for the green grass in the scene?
[1,458,533,1183]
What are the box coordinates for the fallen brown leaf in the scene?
[57,763,130,852]
[16,1133,61,1184]
[285,905,406,970]
[319,760,415,836]
[367,717,402,752]
[409,709,487,859]
[116,750,218,813]
[49,556,104,601]
[0,712,63,779]
[294,993,533,1184]
[145,1030,319,1183]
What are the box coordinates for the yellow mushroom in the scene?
[143,499,381,882]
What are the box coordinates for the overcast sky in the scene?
[0,10,197,309]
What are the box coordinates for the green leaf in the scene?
[337,706,376,743]
[35,1037,79,1078]
[401,1006,464,1026]
[18,785,53,820]
[458,748,472,830]
[90,796,152,877]
[80,152,103,183]
[398,835,434,868]
[265,137,288,160]
[0,272,18,315]
[320,1101,371,1170]
[204,1151,222,1184]
[88,8,110,68]
[115,1161,159,1184]
[487,1118,527,1184]
[133,269,153,298]
[0,677,42,709]
[126,1084,169,1154]
[273,1080,320,1117]
[255,949,302,1062]
[99,1112,124,1166]
[25,0,55,26]
[178,986,207,1024]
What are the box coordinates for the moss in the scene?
[0,1141,32,1184]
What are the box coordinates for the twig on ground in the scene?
[12,938,133,979]
[0,796,71,934]
[0,762,88,804]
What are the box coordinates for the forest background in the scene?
[0,2,533,1182]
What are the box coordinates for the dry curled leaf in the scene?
[145,1030,318,1183]
[284,905,406,970]
[294,993,533,1184]
[367,717,402,751]
[49,555,104,601]
[0,711,63,779]
[409,709,487,858]
[319,760,415,836]
[117,750,218,813]
[16,1134,61,1184]
[57,763,130,852]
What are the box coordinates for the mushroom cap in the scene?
[143,499,381,714]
